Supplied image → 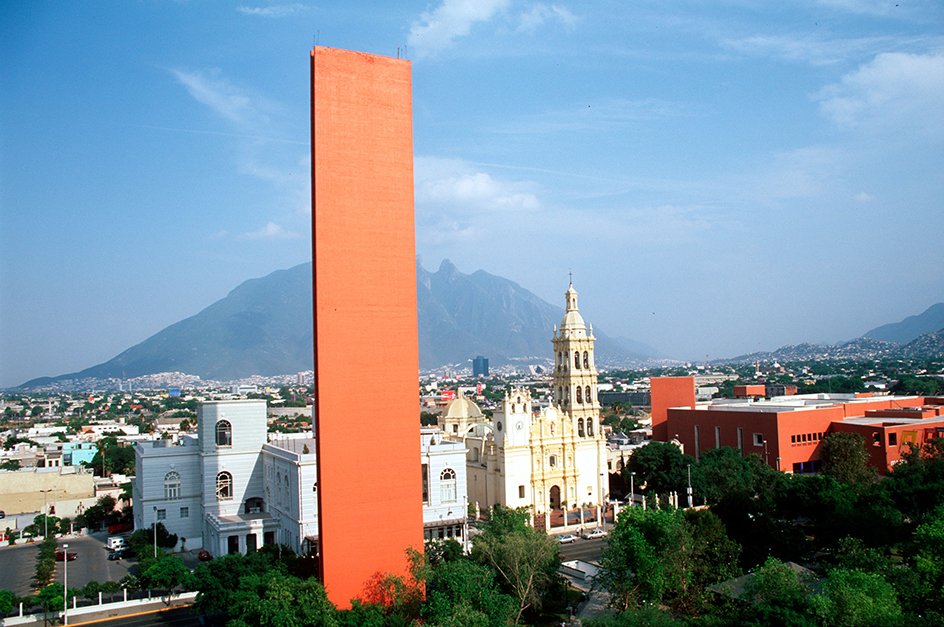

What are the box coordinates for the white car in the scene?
[581,528,607,539]
[557,534,579,544]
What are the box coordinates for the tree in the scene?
[821,432,876,486]
[472,506,559,624]
[227,571,338,627]
[0,458,20,470]
[597,507,693,612]
[623,441,695,498]
[141,555,194,604]
[0,588,16,614]
[812,569,903,627]
[423,559,516,627]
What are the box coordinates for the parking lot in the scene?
[0,532,139,597]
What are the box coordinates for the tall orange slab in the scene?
[311,46,422,608]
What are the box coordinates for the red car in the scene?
[55,550,77,561]
[107,523,132,534]
[198,550,212,561]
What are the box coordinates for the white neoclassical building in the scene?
[135,400,465,556]
[442,283,609,530]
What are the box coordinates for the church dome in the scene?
[560,284,586,334]
[442,396,484,420]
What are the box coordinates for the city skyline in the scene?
[3,1,943,388]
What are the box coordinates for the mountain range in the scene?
[18,261,944,388]
[21,260,653,388]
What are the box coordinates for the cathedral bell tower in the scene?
[552,283,601,439]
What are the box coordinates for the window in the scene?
[587,419,593,437]
[585,386,592,404]
[440,468,457,503]
[216,471,233,501]
[715,426,721,448]
[583,351,589,369]
[792,435,797,443]
[519,485,525,499]
[753,433,764,446]
[156,508,166,521]
[889,433,897,446]
[216,420,232,447]
[574,351,580,369]
[180,507,189,519]
[737,428,744,454]
[576,387,583,404]
[549,455,557,467]
[578,418,585,437]
[164,471,181,500]
[422,464,429,504]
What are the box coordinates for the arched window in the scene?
[576,386,583,404]
[558,386,562,401]
[574,351,580,369]
[549,455,557,467]
[578,418,585,437]
[215,420,232,447]
[216,471,233,501]
[164,471,180,500]
[586,386,592,404]
[587,419,594,437]
[440,468,457,503]
[583,351,589,369]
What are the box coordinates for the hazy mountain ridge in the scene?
[860,303,944,344]
[719,331,944,365]
[20,260,650,388]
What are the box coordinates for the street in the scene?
[558,536,606,563]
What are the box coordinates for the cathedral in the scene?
[440,283,608,529]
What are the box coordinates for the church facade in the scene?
[443,283,608,529]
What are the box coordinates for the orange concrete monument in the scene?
[311,46,422,607]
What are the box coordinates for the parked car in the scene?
[107,536,128,551]
[108,523,132,534]
[557,534,578,544]
[0,510,5,519]
[107,548,133,560]
[55,550,77,561]
[581,528,607,539]
[198,550,213,561]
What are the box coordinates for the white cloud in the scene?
[817,52,944,137]
[855,191,875,202]
[516,4,577,33]
[414,156,540,214]
[408,0,511,58]
[237,222,301,241]
[236,4,310,17]
[171,68,272,128]
[720,34,897,66]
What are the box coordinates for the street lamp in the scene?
[153,506,157,558]
[63,542,69,625]
[41,489,53,538]
[686,464,693,508]
[630,472,636,507]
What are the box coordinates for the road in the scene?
[74,605,204,627]
[558,536,606,563]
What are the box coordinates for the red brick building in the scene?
[652,377,944,474]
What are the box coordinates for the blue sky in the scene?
[2,1,943,387]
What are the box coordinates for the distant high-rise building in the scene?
[473,355,489,377]
[311,46,421,608]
